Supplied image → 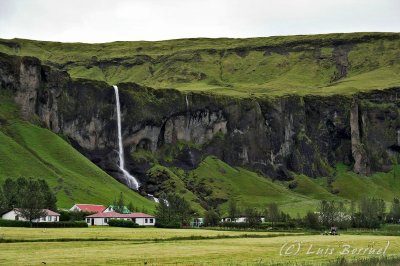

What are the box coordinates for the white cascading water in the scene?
[185,94,189,110]
[147,194,160,203]
[113,85,140,190]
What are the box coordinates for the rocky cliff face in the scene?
[1,52,399,194]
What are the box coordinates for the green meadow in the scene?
[0,227,399,265]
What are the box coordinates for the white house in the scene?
[69,204,106,213]
[86,211,155,226]
[191,217,204,227]
[221,217,247,223]
[1,209,60,222]
[221,217,266,223]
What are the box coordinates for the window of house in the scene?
[48,216,51,221]
[145,218,148,223]
[86,218,90,223]
[104,218,108,223]
[15,215,19,221]
[150,219,153,223]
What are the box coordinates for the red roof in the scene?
[74,204,106,213]
[86,211,154,218]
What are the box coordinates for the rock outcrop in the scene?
[1,52,400,194]
[350,99,370,175]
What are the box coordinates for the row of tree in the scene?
[305,197,400,229]
[155,194,193,227]
[154,193,400,230]
[0,177,57,223]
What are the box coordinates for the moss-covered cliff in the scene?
[1,33,400,213]
[0,32,399,97]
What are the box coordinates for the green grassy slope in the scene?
[332,164,400,202]
[155,156,400,216]
[0,32,399,97]
[0,93,155,211]
[190,156,326,215]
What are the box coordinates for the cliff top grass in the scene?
[0,32,399,97]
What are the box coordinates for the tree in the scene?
[1,177,57,225]
[389,198,400,223]
[228,199,238,220]
[354,198,386,228]
[0,186,5,214]
[38,179,57,211]
[113,192,125,213]
[127,201,135,213]
[2,178,18,210]
[304,211,320,229]
[267,203,280,227]
[245,207,261,227]
[155,194,193,228]
[319,200,337,227]
[204,209,220,227]
[16,179,47,225]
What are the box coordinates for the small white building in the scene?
[221,217,247,223]
[1,209,60,222]
[221,217,266,223]
[191,217,204,227]
[86,211,155,226]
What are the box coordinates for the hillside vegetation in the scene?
[0,91,155,211]
[136,152,400,215]
[0,32,399,97]
[1,33,400,215]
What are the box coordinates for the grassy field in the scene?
[0,227,399,265]
[0,227,296,241]
[0,32,399,97]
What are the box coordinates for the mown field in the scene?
[0,227,399,265]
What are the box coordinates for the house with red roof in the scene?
[1,208,60,222]
[86,211,155,226]
[69,204,106,213]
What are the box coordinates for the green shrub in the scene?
[155,221,181,228]
[107,219,140,228]
[0,219,30,227]
[0,219,87,228]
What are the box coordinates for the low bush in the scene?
[155,221,181,228]
[107,219,140,228]
[219,221,299,230]
[0,219,88,228]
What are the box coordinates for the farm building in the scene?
[69,204,106,213]
[86,211,155,226]
[221,217,266,223]
[1,209,60,222]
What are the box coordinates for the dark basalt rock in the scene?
[1,52,400,195]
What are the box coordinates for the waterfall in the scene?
[185,94,189,110]
[147,194,160,203]
[397,129,400,146]
[113,85,140,190]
